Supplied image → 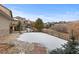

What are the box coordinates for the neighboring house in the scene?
[12,16,33,32]
[0,5,13,36]
[10,20,19,32]
[12,16,27,31]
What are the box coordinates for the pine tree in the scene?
[34,18,44,32]
[50,30,79,54]
[49,48,64,54]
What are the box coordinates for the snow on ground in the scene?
[17,32,67,51]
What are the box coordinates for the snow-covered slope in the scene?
[17,32,67,51]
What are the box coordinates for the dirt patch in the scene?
[0,43,14,53]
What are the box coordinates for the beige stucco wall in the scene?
[0,16,11,36]
[0,5,11,17]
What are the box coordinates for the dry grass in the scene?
[0,43,14,53]
[42,29,69,40]
[0,33,20,54]
[0,33,47,54]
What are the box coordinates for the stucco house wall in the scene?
[0,5,13,36]
[0,16,11,36]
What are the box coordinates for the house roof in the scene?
[0,10,13,20]
[0,4,13,20]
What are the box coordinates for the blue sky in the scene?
[3,4,79,22]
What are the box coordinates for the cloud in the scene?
[12,9,53,22]
[4,4,79,22]
[11,8,79,22]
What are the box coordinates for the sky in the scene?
[3,4,79,22]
